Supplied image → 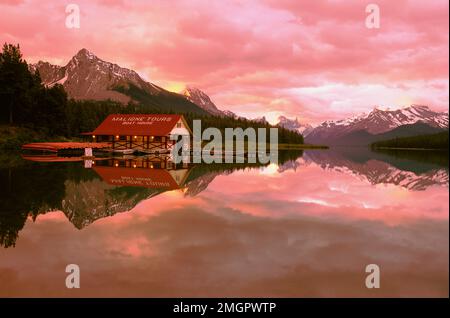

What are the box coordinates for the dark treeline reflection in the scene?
[0,157,99,247]
[317,146,449,175]
[2,147,448,248]
[0,150,303,248]
[371,148,449,172]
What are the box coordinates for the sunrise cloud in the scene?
[0,0,448,123]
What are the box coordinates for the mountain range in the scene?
[30,48,227,116]
[30,49,448,144]
[30,48,272,123]
[305,105,448,145]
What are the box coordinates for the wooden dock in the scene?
[22,142,110,153]
[21,155,86,162]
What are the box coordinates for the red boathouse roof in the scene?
[91,114,190,136]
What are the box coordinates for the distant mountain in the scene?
[331,122,446,146]
[30,48,209,115]
[277,116,314,136]
[306,105,449,145]
[180,86,250,119]
[181,86,225,116]
[30,48,162,103]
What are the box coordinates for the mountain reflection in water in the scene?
[0,152,300,246]
[302,148,449,191]
[1,149,448,247]
[0,149,448,297]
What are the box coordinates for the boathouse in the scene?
[85,114,192,153]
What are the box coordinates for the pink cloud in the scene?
[0,0,448,122]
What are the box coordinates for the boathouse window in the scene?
[177,122,182,128]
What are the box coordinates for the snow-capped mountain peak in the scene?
[323,105,447,132]
[75,48,97,60]
[322,111,369,127]
[30,48,162,104]
[181,86,241,118]
[306,105,449,144]
[181,86,224,116]
[30,49,238,116]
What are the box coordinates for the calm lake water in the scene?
[0,148,448,297]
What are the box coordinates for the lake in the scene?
[0,148,448,297]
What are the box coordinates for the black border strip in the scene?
[0,298,448,315]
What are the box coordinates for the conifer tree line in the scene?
[0,43,67,135]
[0,43,304,144]
[371,131,449,150]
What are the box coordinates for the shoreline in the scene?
[372,146,449,151]
[278,143,329,150]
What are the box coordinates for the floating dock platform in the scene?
[22,142,110,153]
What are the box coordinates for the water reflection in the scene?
[302,147,449,191]
[1,149,448,248]
[0,149,448,297]
[0,152,301,246]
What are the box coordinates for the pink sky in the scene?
[0,0,448,124]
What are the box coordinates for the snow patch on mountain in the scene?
[306,105,449,143]
[181,86,224,116]
[30,48,162,104]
